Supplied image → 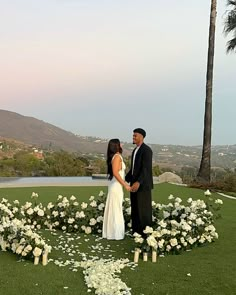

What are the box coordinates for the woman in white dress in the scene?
[102,139,131,240]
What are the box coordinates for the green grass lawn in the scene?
[0,183,235,295]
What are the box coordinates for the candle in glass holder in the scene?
[143,252,148,262]
[34,256,40,265]
[152,249,157,263]
[42,251,48,266]
[134,249,140,263]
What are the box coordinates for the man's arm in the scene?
[137,145,152,184]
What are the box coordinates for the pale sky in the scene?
[0,0,235,145]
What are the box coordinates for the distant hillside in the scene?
[0,109,108,154]
[0,109,235,171]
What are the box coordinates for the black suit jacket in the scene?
[125,143,153,191]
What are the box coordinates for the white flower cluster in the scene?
[48,191,107,234]
[134,191,223,255]
[0,200,51,259]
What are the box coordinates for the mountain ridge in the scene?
[1,109,236,171]
[0,109,108,154]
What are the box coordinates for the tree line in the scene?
[0,150,161,178]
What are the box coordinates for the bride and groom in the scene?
[102,128,153,240]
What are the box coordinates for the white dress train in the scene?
[102,155,125,240]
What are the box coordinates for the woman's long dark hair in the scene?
[107,138,122,180]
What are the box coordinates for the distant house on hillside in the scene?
[33,149,44,160]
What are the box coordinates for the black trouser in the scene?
[130,191,152,236]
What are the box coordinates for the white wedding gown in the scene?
[102,155,125,240]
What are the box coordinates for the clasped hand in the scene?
[130,182,140,192]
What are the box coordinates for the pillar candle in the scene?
[34,256,40,265]
[143,252,148,262]
[152,250,157,263]
[42,252,48,266]
[134,249,140,263]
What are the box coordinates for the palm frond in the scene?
[226,36,236,53]
[227,0,236,7]
[224,11,236,34]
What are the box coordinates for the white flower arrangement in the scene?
[1,189,223,264]
[134,193,223,256]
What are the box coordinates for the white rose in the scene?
[159,220,167,228]
[163,211,170,219]
[52,211,59,217]
[60,211,65,217]
[166,245,171,251]
[196,218,204,225]
[89,218,97,226]
[70,195,76,201]
[98,203,105,211]
[158,239,165,248]
[147,235,157,248]
[68,218,75,224]
[16,245,24,254]
[47,202,54,209]
[31,192,38,198]
[96,216,103,222]
[170,238,178,247]
[204,189,211,196]
[85,227,92,234]
[27,208,34,215]
[175,197,182,203]
[98,191,104,197]
[37,209,44,217]
[81,202,88,209]
[143,226,153,234]
[76,211,85,219]
[134,236,144,244]
[215,199,223,205]
[90,200,97,207]
[25,245,33,252]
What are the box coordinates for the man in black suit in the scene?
[125,128,153,236]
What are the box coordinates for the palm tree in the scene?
[224,0,236,53]
[197,0,217,183]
